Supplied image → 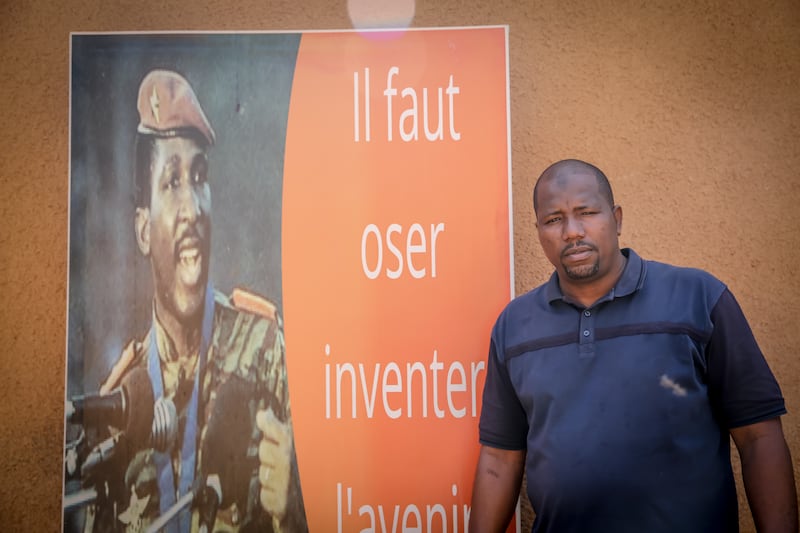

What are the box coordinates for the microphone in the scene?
[79,397,178,475]
[73,368,154,481]
[67,368,182,482]
[151,395,178,452]
[64,394,179,510]
[198,374,257,531]
[145,375,256,533]
[66,367,155,441]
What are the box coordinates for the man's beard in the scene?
[564,260,600,280]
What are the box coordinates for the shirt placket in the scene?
[578,307,595,358]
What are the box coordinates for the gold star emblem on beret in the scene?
[150,85,160,124]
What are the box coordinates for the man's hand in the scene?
[256,408,292,521]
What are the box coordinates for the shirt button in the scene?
[584,310,591,317]
[583,330,590,337]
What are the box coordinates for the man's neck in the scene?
[153,300,202,360]
[560,251,627,309]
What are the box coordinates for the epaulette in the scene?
[99,336,145,394]
[230,287,279,322]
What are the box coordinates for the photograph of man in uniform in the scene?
[64,35,307,533]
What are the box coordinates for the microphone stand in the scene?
[63,487,98,512]
[144,474,221,533]
[145,490,195,533]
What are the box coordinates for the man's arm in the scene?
[730,418,798,533]
[469,445,525,533]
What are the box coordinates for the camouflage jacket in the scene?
[83,289,307,533]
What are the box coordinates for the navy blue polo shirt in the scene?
[479,249,786,533]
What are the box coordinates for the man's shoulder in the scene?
[635,256,730,324]
[220,288,280,321]
[491,280,552,340]
[212,288,283,329]
[503,279,551,315]
[210,288,285,373]
[642,257,727,294]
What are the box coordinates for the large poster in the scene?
[64,27,512,532]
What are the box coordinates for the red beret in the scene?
[136,69,215,146]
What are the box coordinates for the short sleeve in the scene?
[478,335,528,450]
[706,289,786,428]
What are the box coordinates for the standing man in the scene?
[85,70,307,532]
[470,159,797,532]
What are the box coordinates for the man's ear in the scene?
[614,204,623,236]
[135,207,151,256]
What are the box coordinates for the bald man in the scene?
[469,159,797,533]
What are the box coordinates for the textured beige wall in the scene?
[0,1,797,531]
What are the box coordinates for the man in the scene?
[470,159,797,532]
[84,70,307,532]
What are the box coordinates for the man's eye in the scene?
[193,170,207,184]
[165,172,180,190]
[545,217,560,225]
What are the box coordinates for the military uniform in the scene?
[83,289,307,533]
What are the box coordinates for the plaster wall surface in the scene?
[0,1,797,531]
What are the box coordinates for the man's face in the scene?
[535,168,622,285]
[138,136,211,325]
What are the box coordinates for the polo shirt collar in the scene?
[545,248,646,304]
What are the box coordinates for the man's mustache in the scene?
[174,225,208,256]
[561,241,596,258]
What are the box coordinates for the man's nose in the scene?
[562,215,585,240]
[177,180,201,222]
